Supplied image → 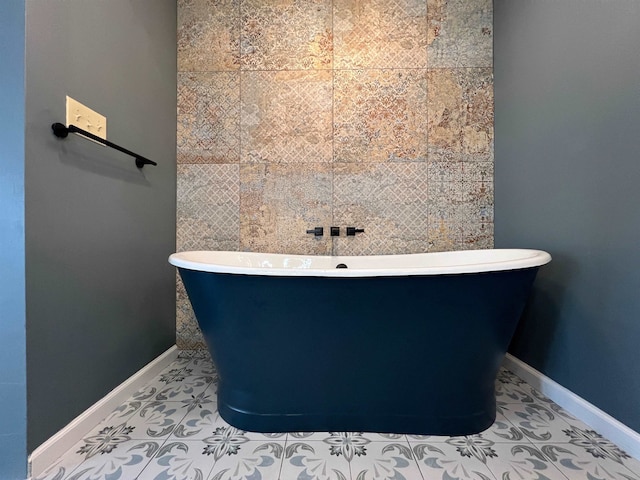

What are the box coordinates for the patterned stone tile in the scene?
[240,0,332,70]
[334,0,428,69]
[176,276,206,351]
[429,159,493,185]
[67,439,161,480]
[529,389,602,430]
[177,164,239,251]
[177,349,210,360]
[495,368,538,405]
[464,222,493,250]
[136,440,216,480]
[175,0,496,263]
[428,220,493,252]
[32,416,146,478]
[477,413,529,444]
[279,440,352,480]
[33,455,81,480]
[39,367,640,480]
[170,405,222,441]
[140,439,288,479]
[176,165,237,350]
[539,441,640,480]
[171,403,286,442]
[239,163,332,254]
[427,68,494,163]
[130,374,213,404]
[177,72,240,164]
[484,443,568,480]
[427,159,493,251]
[500,401,576,444]
[183,356,217,377]
[409,439,496,479]
[156,357,193,383]
[334,69,428,163]
[495,370,595,430]
[349,441,423,480]
[207,440,285,480]
[75,403,143,443]
[98,400,146,427]
[428,175,493,223]
[79,402,189,443]
[332,162,430,256]
[177,0,240,72]
[406,412,528,446]
[241,70,332,163]
[428,0,493,68]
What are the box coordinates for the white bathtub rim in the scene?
[169,249,551,277]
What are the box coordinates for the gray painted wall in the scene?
[25,0,177,451]
[495,0,640,432]
[0,2,27,478]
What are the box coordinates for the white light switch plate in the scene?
[66,96,107,143]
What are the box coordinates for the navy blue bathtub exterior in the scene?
[178,267,540,435]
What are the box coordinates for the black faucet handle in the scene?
[346,227,365,236]
[306,227,324,237]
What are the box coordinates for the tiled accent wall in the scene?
[177,0,493,348]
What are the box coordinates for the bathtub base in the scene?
[218,400,495,436]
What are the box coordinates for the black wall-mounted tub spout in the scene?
[306,227,323,237]
[346,227,364,236]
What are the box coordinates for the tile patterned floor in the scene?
[35,352,640,480]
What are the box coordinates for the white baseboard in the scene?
[503,353,640,460]
[28,345,179,479]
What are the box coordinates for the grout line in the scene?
[330,0,335,257]
[277,435,288,480]
[237,0,243,251]
[136,361,212,480]
[403,435,426,480]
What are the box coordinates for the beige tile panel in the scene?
[177,164,240,252]
[428,221,493,252]
[241,71,333,163]
[176,276,206,350]
[334,69,428,163]
[332,162,430,256]
[240,0,332,70]
[240,163,332,255]
[427,68,494,162]
[429,179,493,223]
[334,0,427,69]
[427,159,493,251]
[178,0,240,72]
[428,0,493,68]
[177,72,240,164]
[428,160,493,197]
[175,163,240,350]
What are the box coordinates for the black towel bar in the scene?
[51,122,157,168]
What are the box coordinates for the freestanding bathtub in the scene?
[170,249,551,435]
